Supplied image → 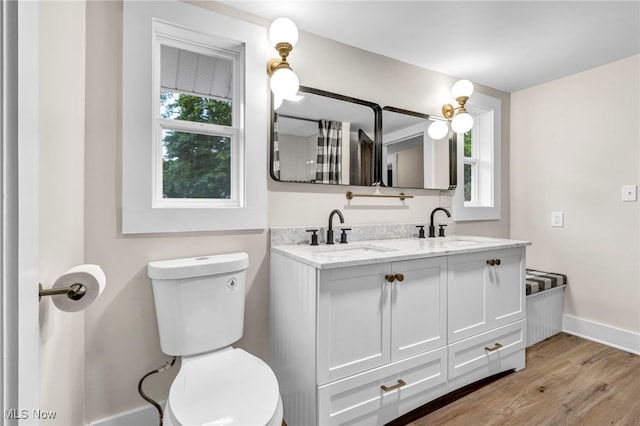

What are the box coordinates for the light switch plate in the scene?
[551,211,564,227]
[622,185,637,202]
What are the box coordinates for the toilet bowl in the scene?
[148,253,283,426]
[163,349,283,425]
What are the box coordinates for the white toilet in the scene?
[147,252,283,426]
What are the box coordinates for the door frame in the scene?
[3,0,40,423]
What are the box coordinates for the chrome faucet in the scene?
[326,209,344,244]
[429,207,451,237]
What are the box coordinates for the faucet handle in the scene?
[438,224,447,237]
[416,225,426,239]
[339,228,352,244]
[306,229,319,246]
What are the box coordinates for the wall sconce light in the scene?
[428,79,474,139]
[267,17,300,100]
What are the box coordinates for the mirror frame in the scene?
[382,106,457,190]
[270,86,383,185]
[270,87,458,189]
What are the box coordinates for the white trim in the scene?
[563,314,640,355]
[122,1,267,234]
[2,0,39,423]
[88,401,165,426]
[453,92,501,221]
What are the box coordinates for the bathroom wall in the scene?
[511,55,640,347]
[38,1,86,424]
[267,29,511,232]
[78,1,511,422]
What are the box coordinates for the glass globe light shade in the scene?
[269,17,299,47]
[451,79,474,99]
[451,112,474,133]
[270,67,299,100]
[427,120,449,140]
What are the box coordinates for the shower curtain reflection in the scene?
[315,119,342,184]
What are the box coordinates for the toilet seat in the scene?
[168,348,280,425]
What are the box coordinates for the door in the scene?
[2,1,40,423]
[317,263,390,384]
[390,257,447,361]
[489,247,525,328]
[447,251,491,342]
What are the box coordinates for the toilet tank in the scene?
[147,252,249,356]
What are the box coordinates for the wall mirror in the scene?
[271,86,381,186]
[382,106,457,190]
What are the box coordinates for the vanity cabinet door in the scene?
[448,251,491,343]
[317,263,391,385]
[489,247,525,328]
[448,247,526,343]
[390,257,447,362]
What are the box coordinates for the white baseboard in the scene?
[563,314,640,355]
[88,401,164,426]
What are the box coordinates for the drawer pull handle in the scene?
[395,273,404,282]
[495,259,501,265]
[487,259,495,266]
[385,274,395,283]
[484,342,503,352]
[381,379,406,392]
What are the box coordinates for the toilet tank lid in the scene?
[147,252,249,280]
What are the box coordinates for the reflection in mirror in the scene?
[271,86,381,185]
[382,107,456,190]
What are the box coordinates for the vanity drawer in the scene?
[448,320,526,379]
[317,347,447,426]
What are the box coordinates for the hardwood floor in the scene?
[403,333,640,425]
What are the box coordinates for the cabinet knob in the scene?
[495,259,501,266]
[385,274,395,283]
[487,259,496,266]
[395,273,405,282]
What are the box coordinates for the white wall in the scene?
[268,29,511,235]
[39,1,86,424]
[511,55,640,343]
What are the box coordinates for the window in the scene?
[453,92,501,221]
[463,130,476,202]
[153,23,242,208]
[122,1,267,233]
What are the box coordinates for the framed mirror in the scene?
[271,86,382,186]
[382,106,457,190]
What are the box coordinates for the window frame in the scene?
[122,1,267,234]
[453,92,501,221]
[152,22,243,209]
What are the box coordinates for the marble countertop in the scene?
[271,235,531,269]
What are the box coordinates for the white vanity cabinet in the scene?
[270,242,527,426]
[446,247,526,385]
[317,257,447,384]
[447,247,525,343]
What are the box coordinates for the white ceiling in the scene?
[222,1,640,93]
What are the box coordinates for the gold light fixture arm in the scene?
[267,42,293,77]
[442,95,470,119]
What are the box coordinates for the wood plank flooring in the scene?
[403,333,640,425]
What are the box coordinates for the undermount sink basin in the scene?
[309,243,395,257]
[377,237,484,251]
